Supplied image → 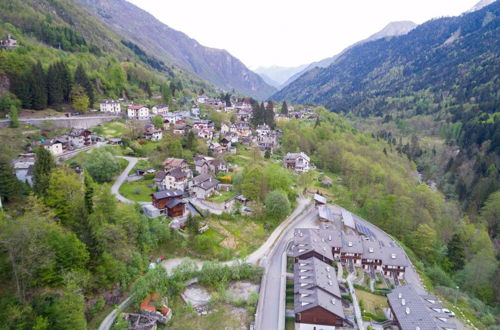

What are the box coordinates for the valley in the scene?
[0,0,498,329]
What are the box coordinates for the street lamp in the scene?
[455,286,459,305]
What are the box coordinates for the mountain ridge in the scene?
[281,20,417,88]
[76,0,276,99]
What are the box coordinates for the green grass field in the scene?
[356,288,388,320]
[206,191,237,203]
[119,179,155,202]
[93,121,128,138]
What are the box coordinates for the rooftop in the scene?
[294,257,341,298]
[153,190,184,199]
[387,285,456,330]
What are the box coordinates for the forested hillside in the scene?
[0,0,214,114]
[278,109,498,326]
[273,2,500,220]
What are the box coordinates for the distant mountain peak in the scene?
[466,0,497,13]
[367,21,417,41]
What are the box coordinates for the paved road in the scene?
[255,202,317,330]
[111,156,147,204]
[347,273,364,329]
[97,295,133,330]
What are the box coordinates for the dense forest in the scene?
[273,2,500,222]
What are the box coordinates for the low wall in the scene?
[200,198,235,212]
[0,115,120,129]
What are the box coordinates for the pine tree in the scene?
[251,101,262,127]
[47,62,64,107]
[281,101,288,115]
[265,101,275,128]
[31,62,47,110]
[47,61,72,107]
[74,64,94,107]
[0,160,22,202]
[447,233,465,271]
[11,69,34,109]
[33,146,55,196]
[161,82,173,107]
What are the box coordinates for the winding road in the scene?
[111,156,147,204]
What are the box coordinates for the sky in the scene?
[127,0,480,69]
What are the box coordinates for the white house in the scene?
[127,105,150,120]
[190,174,220,199]
[197,128,214,140]
[151,104,169,115]
[99,100,121,113]
[43,140,64,156]
[283,152,310,173]
[220,123,230,135]
[144,128,163,141]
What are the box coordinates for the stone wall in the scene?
[0,115,119,129]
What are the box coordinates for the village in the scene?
[5,92,463,330]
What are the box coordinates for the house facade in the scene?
[283,152,310,173]
[127,105,150,120]
[151,104,169,115]
[1,34,17,50]
[99,100,121,113]
[151,190,185,218]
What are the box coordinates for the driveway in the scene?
[255,202,318,330]
[111,156,147,204]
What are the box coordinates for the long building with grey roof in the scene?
[387,285,457,330]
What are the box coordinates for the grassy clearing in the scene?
[206,191,237,203]
[161,295,252,330]
[119,179,155,202]
[93,120,128,138]
[131,159,153,173]
[207,216,268,258]
[357,289,388,320]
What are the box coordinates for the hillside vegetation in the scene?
[278,109,498,326]
[0,0,214,113]
[273,2,500,220]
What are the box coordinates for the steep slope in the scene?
[282,21,417,87]
[467,0,497,12]
[254,64,308,88]
[76,0,276,99]
[0,0,213,103]
[273,2,500,214]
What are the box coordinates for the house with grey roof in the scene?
[381,242,409,279]
[294,287,351,327]
[291,229,335,264]
[189,174,220,199]
[340,232,363,266]
[294,257,342,298]
[387,286,456,330]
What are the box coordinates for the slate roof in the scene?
[341,232,363,254]
[294,287,345,320]
[166,167,186,180]
[166,198,185,209]
[314,194,327,204]
[284,152,310,162]
[152,190,183,199]
[361,239,385,261]
[198,178,219,190]
[294,257,341,298]
[387,285,456,330]
[380,242,409,267]
[318,205,334,222]
[291,229,334,261]
[154,171,166,182]
[192,173,212,186]
[163,158,186,168]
